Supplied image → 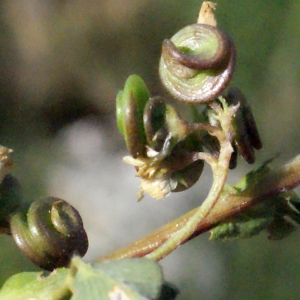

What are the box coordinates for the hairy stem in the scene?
[144,100,235,260]
[95,154,300,262]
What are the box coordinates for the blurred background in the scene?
[1,0,300,299]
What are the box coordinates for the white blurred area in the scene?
[46,119,226,299]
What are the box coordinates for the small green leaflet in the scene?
[210,215,273,241]
[0,268,69,300]
[0,257,170,300]
[210,156,300,241]
[70,257,163,300]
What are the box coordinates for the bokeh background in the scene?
[1,0,300,299]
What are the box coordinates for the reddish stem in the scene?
[94,154,300,262]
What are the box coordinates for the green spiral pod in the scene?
[116,74,150,158]
[159,23,236,103]
[10,197,88,271]
[143,97,205,157]
[142,96,205,192]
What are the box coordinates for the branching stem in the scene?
[145,99,236,260]
[95,154,300,262]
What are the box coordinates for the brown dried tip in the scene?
[0,145,13,183]
[197,1,218,26]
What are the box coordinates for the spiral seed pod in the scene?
[123,95,206,200]
[116,74,150,158]
[169,136,204,193]
[226,87,262,164]
[143,97,213,158]
[159,23,236,103]
[143,97,167,152]
[10,197,88,271]
[143,97,191,157]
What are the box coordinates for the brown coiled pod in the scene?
[226,87,262,164]
[159,23,236,103]
[10,197,88,271]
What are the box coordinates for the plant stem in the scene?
[95,154,300,262]
[144,100,235,260]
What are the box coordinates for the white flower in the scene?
[123,155,177,201]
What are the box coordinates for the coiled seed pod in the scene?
[10,197,88,271]
[132,96,205,199]
[143,96,167,152]
[226,87,262,164]
[169,137,204,193]
[159,23,236,103]
[116,74,150,158]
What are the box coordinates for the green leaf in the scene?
[210,157,290,241]
[210,199,276,240]
[0,268,70,300]
[234,157,275,193]
[69,257,163,300]
[0,257,167,300]
[210,215,273,240]
[92,258,163,299]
